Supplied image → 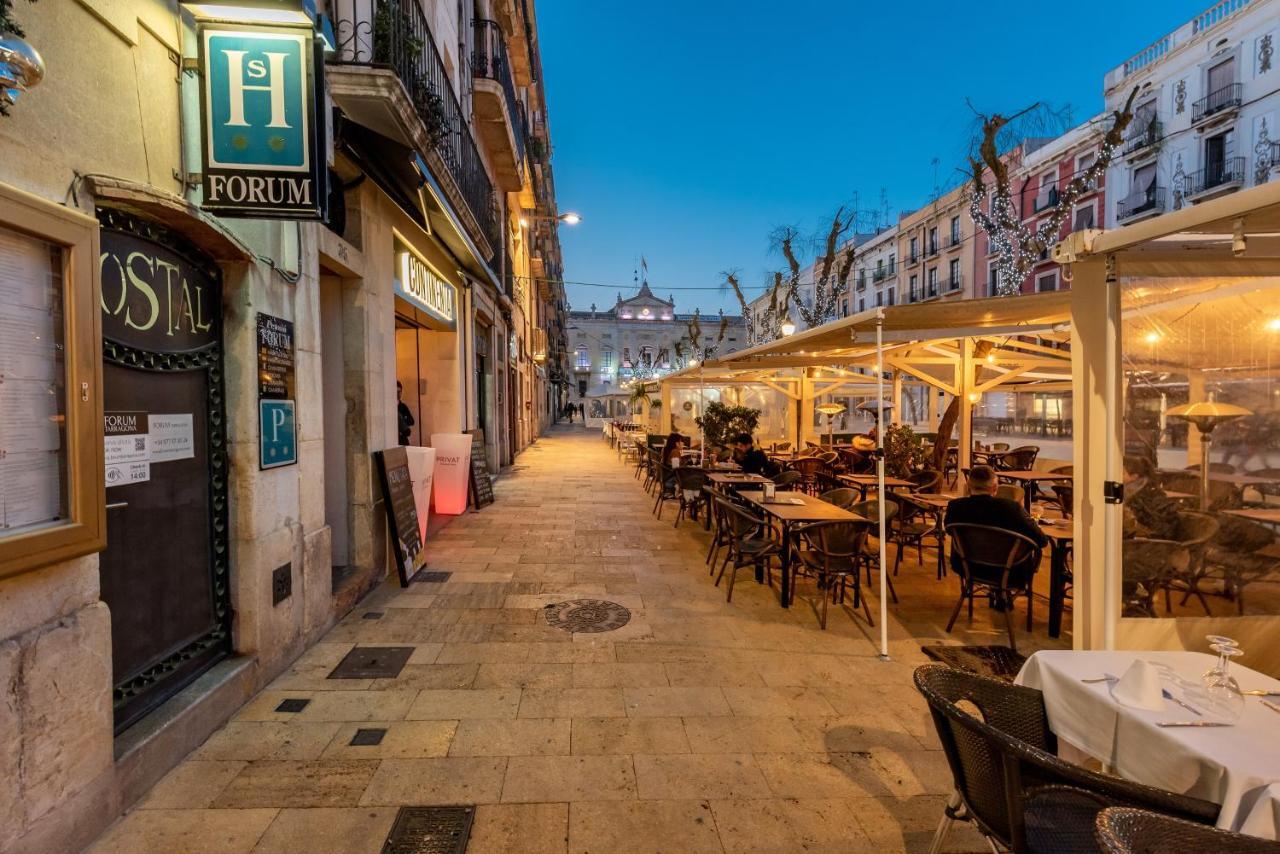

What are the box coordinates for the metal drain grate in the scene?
[275,698,310,713]
[328,646,414,679]
[381,806,475,854]
[411,569,452,584]
[544,599,632,633]
[350,727,387,746]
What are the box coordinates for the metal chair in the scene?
[671,467,708,529]
[892,493,942,579]
[712,497,781,602]
[792,519,876,628]
[944,523,1042,650]
[852,498,900,602]
[1095,808,1276,854]
[1121,539,1185,618]
[1202,513,1280,615]
[997,483,1026,505]
[818,487,858,510]
[1160,510,1220,615]
[790,457,827,495]
[652,459,679,519]
[771,470,803,489]
[997,446,1040,471]
[909,469,944,494]
[914,665,1219,854]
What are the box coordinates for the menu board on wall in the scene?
[0,225,67,532]
[374,446,425,587]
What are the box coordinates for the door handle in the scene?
[106,501,129,510]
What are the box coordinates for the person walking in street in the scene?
[397,381,414,446]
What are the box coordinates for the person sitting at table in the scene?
[661,432,685,467]
[945,466,1047,606]
[732,433,779,478]
[1122,454,1180,540]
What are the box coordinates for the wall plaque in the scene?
[100,229,219,353]
[256,312,295,400]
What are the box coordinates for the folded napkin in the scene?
[1110,659,1165,711]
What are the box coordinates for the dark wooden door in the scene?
[97,212,230,733]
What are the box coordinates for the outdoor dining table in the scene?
[701,472,771,530]
[995,470,1072,512]
[837,473,916,500]
[1016,649,1280,839]
[735,489,867,609]
[1226,507,1280,526]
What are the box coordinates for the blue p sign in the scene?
[259,400,297,469]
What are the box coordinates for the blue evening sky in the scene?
[538,0,1210,315]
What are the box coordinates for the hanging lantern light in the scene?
[0,34,44,111]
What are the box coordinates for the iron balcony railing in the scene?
[1192,82,1243,124]
[332,0,499,256]
[472,18,527,165]
[1271,141,1280,165]
[925,279,939,299]
[1185,156,1246,197]
[926,241,941,257]
[1033,186,1060,213]
[1124,117,1162,156]
[872,264,895,282]
[856,273,867,291]
[943,273,963,293]
[948,232,961,248]
[1117,185,1166,221]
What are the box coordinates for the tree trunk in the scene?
[931,340,995,472]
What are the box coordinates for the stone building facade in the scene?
[0,1,567,850]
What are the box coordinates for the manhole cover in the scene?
[544,599,632,633]
[411,569,452,584]
[329,646,414,679]
[350,727,387,746]
[382,806,474,854]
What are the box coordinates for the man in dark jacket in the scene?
[944,465,1047,582]
[732,433,779,478]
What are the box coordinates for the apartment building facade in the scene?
[0,1,568,850]
[1104,0,1280,227]
[845,226,900,315]
[898,185,974,304]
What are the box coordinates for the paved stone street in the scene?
[89,427,1001,853]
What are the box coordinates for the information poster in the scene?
[257,313,297,469]
[104,412,150,488]
[374,446,424,586]
[150,414,194,464]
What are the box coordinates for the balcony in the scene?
[947,233,961,249]
[472,19,526,192]
[1033,187,1060,213]
[907,251,921,266]
[872,264,896,282]
[1116,185,1167,223]
[1184,157,1246,202]
[330,0,499,259]
[942,274,963,294]
[856,275,867,291]
[1124,118,1163,159]
[925,280,940,300]
[1192,82,1242,126]
[926,242,941,258]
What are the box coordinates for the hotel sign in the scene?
[199,25,325,219]
[395,245,457,329]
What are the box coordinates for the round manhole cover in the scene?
[544,599,632,633]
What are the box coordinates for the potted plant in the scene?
[695,401,761,450]
[883,423,926,479]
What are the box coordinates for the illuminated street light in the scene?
[780,318,797,336]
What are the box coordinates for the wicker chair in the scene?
[910,469,944,494]
[892,493,943,581]
[1121,539,1186,617]
[772,441,792,452]
[944,524,1042,650]
[771,469,803,489]
[790,457,827,496]
[671,467,708,529]
[704,486,733,571]
[851,498,900,601]
[1183,461,1237,474]
[818,487,858,510]
[792,519,876,628]
[997,483,1026,505]
[1095,808,1277,854]
[997,446,1041,472]
[1156,511,1221,615]
[651,458,680,519]
[1200,513,1280,616]
[711,497,781,602]
[914,665,1219,854]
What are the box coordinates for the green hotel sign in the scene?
[199,25,325,218]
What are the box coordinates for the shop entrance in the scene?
[97,214,230,734]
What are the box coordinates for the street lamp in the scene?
[521,211,583,226]
[780,317,797,336]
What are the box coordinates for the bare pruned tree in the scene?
[722,269,789,346]
[775,208,857,328]
[967,89,1138,295]
[685,308,728,362]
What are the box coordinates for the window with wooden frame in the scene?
[0,184,105,578]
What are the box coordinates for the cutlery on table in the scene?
[1163,690,1201,716]
[1155,721,1234,728]
[1242,690,1280,696]
[1262,700,1280,716]
[1082,676,1116,684]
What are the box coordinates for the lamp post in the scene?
[519,211,583,227]
[1164,401,1252,510]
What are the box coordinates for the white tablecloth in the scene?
[1016,650,1280,839]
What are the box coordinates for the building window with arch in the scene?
[575,346,590,369]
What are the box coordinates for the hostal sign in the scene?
[395,244,457,330]
[199,25,324,218]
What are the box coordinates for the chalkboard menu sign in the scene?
[256,313,295,400]
[467,429,494,509]
[374,446,423,586]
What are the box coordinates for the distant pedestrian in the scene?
[397,381,414,446]
[579,402,585,420]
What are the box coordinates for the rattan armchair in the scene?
[944,523,1042,650]
[711,496,781,603]
[792,519,876,628]
[913,666,1219,854]
[671,467,708,529]
[1095,807,1276,854]
[818,487,858,510]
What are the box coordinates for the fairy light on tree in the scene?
[776,207,856,327]
[967,89,1138,295]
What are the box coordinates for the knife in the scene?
[1163,690,1201,716]
[1242,690,1280,696]
[1156,721,1233,728]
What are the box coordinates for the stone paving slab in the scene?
[86,427,1025,852]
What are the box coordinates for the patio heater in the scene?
[1164,401,1252,510]
[816,402,846,448]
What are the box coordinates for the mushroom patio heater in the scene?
[855,399,894,424]
[816,402,846,448]
[1164,401,1252,510]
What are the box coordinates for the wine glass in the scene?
[1202,635,1238,687]
[1205,642,1246,722]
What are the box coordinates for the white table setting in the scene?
[1016,645,1280,839]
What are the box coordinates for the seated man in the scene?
[732,433,779,478]
[944,465,1048,581]
[1122,454,1181,540]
